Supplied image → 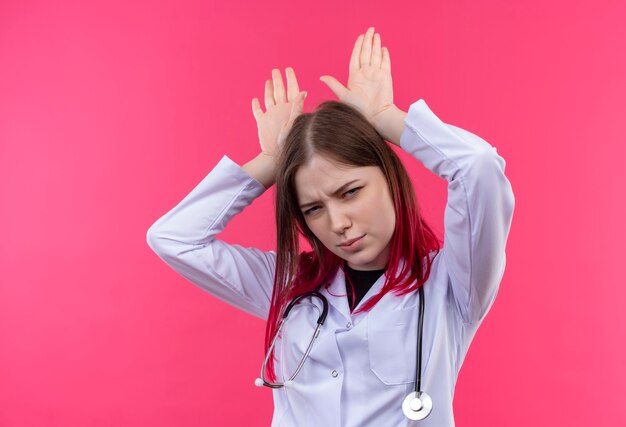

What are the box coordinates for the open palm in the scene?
[320,27,395,124]
[251,67,307,158]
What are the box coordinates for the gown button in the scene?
[331,370,339,378]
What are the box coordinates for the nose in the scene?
[328,206,351,234]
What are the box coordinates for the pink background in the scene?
[1,0,624,426]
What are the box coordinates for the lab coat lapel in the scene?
[345,272,385,316]
[318,267,351,322]
[318,258,412,320]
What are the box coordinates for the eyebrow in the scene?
[299,179,361,209]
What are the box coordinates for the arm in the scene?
[146,155,275,320]
[318,28,514,324]
[147,67,308,320]
[371,103,407,146]
[392,99,515,325]
[242,151,278,189]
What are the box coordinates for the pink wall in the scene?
[1,0,624,425]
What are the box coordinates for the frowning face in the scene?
[295,154,396,271]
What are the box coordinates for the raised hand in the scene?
[251,67,307,159]
[319,27,395,126]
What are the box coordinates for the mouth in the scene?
[338,235,365,247]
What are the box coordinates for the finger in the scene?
[360,26,375,67]
[264,79,275,109]
[251,97,263,121]
[319,75,348,99]
[285,67,300,102]
[272,68,287,104]
[371,33,382,68]
[350,34,364,73]
[290,91,307,120]
[381,46,391,73]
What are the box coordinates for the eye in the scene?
[344,187,362,197]
[303,187,362,216]
[304,206,319,216]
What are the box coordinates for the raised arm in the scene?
[146,155,276,319]
[320,27,514,325]
[146,68,308,320]
[397,100,515,325]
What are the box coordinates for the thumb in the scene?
[319,75,347,99]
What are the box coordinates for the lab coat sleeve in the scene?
[399,99,515,325]
[146,155,275,320]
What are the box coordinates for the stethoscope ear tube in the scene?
[283,291,329,324]
[257,291,329,389]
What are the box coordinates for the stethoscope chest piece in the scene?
[402,391,433,421]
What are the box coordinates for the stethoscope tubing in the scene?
[256,291,328,388]
[255,286,431,420]
[415,285,425,392]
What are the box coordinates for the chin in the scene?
[346,257,378,270]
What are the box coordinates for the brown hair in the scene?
[263,100,441,382]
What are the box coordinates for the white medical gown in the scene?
[146,99,515,426]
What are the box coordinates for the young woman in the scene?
[147,27,515,426]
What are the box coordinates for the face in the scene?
[294,154,396,271]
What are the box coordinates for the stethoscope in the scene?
[254,286,432,421]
